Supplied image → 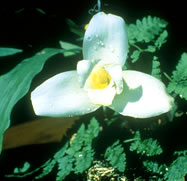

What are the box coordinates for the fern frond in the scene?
[129,131,163,156]
[167,53,187,100]
[128,16,168,43]
[164,155,187,181]
[104,140,126,172]
[35,117,100,180]
[174,150,187,156]
[155,30,168,49]
[143,160,167,175]
[35,159,56,180]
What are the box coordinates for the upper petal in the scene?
[109,70,174,118]
[31,71,100,117]
[83,12,128,66]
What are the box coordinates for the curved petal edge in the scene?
[110,70,174,118]
[83,12,128,66]
[31,71,100,117]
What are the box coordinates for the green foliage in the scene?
[130,50,140,63]
[0,47,22,56]
[129,131,163,156]
[127,16,168,63]
[164,154,187,181]
[167,52,187,100]
[38,117,100,180]
[59,41,82,56]
[151,56,161,80]
[35,159,56,179]
[128,16,168,44]
[144,151,187,180]
[13,162,31,174]
[143,160,167,175]
[0,48,62,153]
[56,155,74,181]
[104,140,126,172]
[2,12,186,181]
[6,118,100,180]
[155,30,168,49]
[174,150,187,156]
[66,19,84,38]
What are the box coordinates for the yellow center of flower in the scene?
[90,67,112,89]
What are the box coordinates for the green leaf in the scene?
[74,146,94,174]
[56,155,74,181]
[130,50,140,63]
[174,150,187,156]
[66,124,85,156]
[167,52,187,100]
[0,48,62,153]
[55,117,100,180]
[128,16,168,43]
[72,117,100,173]
[155,30,168,49]
[104,140,126,172]
[151,56,161,80]
[35,8,46,15]
[143,160,167,176]
[0,48,22,57]
[14,162,31,174]
[130,131,163,156]
[146,45,156,53]
[164,155,187,181]
[36,143,69,180]
[66,19,84,37]
[35,159,56,180]
[59,41,82,56]
[85,117,100,144]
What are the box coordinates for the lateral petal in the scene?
[31,71,100,117]
[109,70,174,118]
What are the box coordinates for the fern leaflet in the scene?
[167,52,187,100]
[129,131,163,156]
[104,140,126,172]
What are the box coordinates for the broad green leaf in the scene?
[59,41,82,56]
[0,48,62,153]
[0,48,22,57]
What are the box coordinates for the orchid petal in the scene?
[77,59,97,87]
[83,12,128,66]
[31,71,100,117]
[109,70,174,118]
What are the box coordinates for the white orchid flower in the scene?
[31,12,174,118]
